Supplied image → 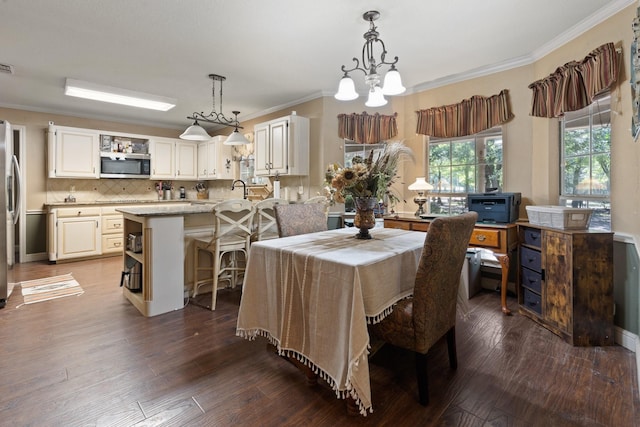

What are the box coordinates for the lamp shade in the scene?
[334,75,359,101]
[408,177,434,192]
[180,121,211,141]
[382,68,406,96]
[365,86,387,107]
[224,129,251,145]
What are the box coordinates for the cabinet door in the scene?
[175,141,197,180]
[57,216,101,259]
[215,141,236,180]
[269,118,288,174]
[52,128,99,178]
[542,230,572,333]
[197,142,209,179]
[151,138,175,179]
[254,123,270,176]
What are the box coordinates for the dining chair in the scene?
[192,199,255,310]
[274,203,328,237]
[252,198,289,242]
[304,196,330,217]
[369,211,478,405]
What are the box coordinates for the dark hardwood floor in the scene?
[1,256,638,426]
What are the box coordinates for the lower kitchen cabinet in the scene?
[518,223,614,346]
[50,207,102,261]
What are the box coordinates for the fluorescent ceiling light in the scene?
[64,78,176,111]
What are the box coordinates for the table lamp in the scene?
[408,177,433,217]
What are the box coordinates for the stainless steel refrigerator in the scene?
[0,120,21,308]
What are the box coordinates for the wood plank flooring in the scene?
[0,256,638,426]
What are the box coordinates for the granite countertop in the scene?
[45,199,206,209]
[117,203,216,217]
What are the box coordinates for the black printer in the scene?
[467,192,521,223]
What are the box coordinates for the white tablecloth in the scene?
[236,227,425,415]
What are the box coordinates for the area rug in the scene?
[19,273,84,305]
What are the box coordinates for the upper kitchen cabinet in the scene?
[150,138,197,180]
[48,124,100,178]
[254,114,309,176]
[197,135,236,180]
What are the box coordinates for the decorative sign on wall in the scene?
[632,7,640,140]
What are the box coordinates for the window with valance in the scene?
[415,89,513,138]
[337,112,398,144]
[528,42,620,118]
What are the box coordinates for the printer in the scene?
[467,192,521,223]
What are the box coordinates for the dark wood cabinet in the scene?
[517,223,614,346]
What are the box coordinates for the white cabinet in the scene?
[150,138,197,180]
[50,207,102,261]
[101,207,124,255]
[254,114,309,176]
[197,136,236,180]
[47,125,100,178]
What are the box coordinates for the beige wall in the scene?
[3,4,639,241]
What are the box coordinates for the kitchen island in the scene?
[117,203,216,317]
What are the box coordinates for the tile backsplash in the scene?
[46,179,245,204]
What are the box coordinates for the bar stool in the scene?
[192,199,254,310]
[252,198,289,242]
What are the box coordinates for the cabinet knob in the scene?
[476,234,486,242]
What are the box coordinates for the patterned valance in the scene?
[337,112,398,144]
[415,89,513,138]
[528,42,620,118]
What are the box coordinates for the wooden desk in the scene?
[384,215,518,314]
[236,227,426,415]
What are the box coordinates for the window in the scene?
[427,128,503,215]
[560,95,611,230]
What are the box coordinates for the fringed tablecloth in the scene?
[236,227,425,415]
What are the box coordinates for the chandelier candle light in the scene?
[408,177,434,217]
[335,10,406,107]
[180,74,251,145]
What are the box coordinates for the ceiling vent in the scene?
[0,64,14,74]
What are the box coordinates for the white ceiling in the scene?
[0,0,632,132]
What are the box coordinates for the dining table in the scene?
[235,226,429,415]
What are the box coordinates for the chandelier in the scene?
[334,11,406,107]
[180,74,250,145]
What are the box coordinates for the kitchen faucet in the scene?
[231,179,248,200]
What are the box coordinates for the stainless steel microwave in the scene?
[100,153,151,178]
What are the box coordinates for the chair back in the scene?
[212,199,255,246]
[412,212,477,351]
[304,196,330,218]
[253,198,289,241]
[274,203,328,237]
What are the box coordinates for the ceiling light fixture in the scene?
[180,74,250,145]
[64,78,176,111]
[335,10,406,107]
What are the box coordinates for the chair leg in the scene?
[446,326,457,370]
[415,352,429,406]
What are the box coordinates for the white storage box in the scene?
[525,205,593,230]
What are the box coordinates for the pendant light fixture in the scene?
[334,11,406,107]
[180,74,250,145]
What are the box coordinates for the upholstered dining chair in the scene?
[192,199,254,310]
[252,198,289,242]
[369,211,478,406]
[274,203,328,237]
[303,196,330,217]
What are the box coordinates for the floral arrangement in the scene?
[324,141,413,207]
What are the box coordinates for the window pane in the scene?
[451,165,475,193]
[564,155,590,194]
[427,196,467,215]
[451,139,475,165]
